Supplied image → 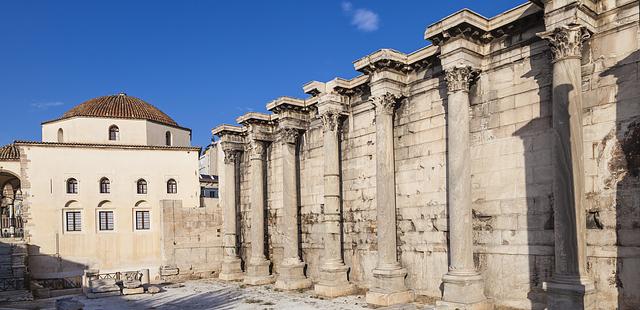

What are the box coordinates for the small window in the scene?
[165,131,172,146]
[167,179,177,194]
[109,125,120,141]
[98,211,114,231]
[135,210,150,230]
[137,179,148,194]
[99,178,110,194]
[57,128,64,143]
[67,178,78,194]
[65,211,82,232]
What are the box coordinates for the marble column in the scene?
[365,92,414,307]
[314,110,355,297]
[219,148,244,281]
[244,139,275,285]
[274,127,312,290]
[540,25,595,309]
[438,66,488,308]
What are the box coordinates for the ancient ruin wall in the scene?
[230,3,640,309]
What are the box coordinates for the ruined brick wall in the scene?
[232,4,639,309]
[161,200,222,279]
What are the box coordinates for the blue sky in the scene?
[0,0,526,147]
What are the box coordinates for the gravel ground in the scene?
[0,279,385,310]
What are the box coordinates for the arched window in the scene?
[167,179,177,194]
[57,128,64,143]
[165,131,172,146]
[137,179,148,194]
[66,178,78,194]
[109,125,120,141]
[99,178,110,194]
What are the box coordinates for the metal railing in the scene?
[32,277,82,290]
[0,278,26,291]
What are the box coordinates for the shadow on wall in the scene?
[600,49,640,310]
[515,50,554,310]
[27,244,88,280]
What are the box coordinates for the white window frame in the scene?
[97,209,116,232]
[133,209,152,232]
[63,209,83,233]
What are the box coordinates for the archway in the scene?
[0,171,22,238]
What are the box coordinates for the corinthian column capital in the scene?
[371,92,401,115]
[320,110,343,133]
[223,149,240,164]
[277,127,300,145]
[247,139,265,160]
[538,25,591,62]
[444,66,481,93]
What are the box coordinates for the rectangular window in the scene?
[65,211,82,232]
[135,211,150,230]
[98,211,114,231]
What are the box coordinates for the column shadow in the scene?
[515,55,555,310]
[600,49,640,309]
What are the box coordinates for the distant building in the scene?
[0,93,201,283]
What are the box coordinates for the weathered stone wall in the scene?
[226,2,640,309]
[160,200,222,280]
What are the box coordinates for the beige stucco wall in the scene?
[146,120,191,147]
[42,117,190,147]
[19,144,200,280]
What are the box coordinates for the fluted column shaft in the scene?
[219,148,244,281]
[540,25,595,308]
[438,66,487,306]
[445,72,476,275]
[374,98,400,269]
[249,141,267,263]
[281,133,300,264]
[365,92,413,306]
[222,149,240,260]
[314,109,355,298]
[322,111,344,267]
[274,127,312,290]
[244,139,275,285]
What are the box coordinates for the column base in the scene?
[219,257,244,282]
[440,271,487,306]
[436,300,493,310]
[275,260,312,291]
[544,275,596,310]
[314,264,356,298]
[244,258,275,286]
[366,266,414,307]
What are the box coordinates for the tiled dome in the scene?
[61,93,178,126]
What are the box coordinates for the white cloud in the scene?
[341,3,379,32]
[352,9,379,32]
[341,1,353,12]
[30,101,65,110]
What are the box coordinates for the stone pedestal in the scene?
[314,107,355,298]
[274,128,312,291]
[539,25,595,309]
[244,258,274,285]
[244,139,275,286]
[219,148,244,282]
[439,66,488,308]
[365,93,414,307]
[275,259,313,291]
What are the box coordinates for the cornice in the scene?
[424,3,543,46]
[212,124,244,138]
[266,96,308,113]
[236,112,274,126]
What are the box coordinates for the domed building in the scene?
[0,94,202,286]
[42,93,191,146]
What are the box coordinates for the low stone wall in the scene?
[160,200,223,281]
